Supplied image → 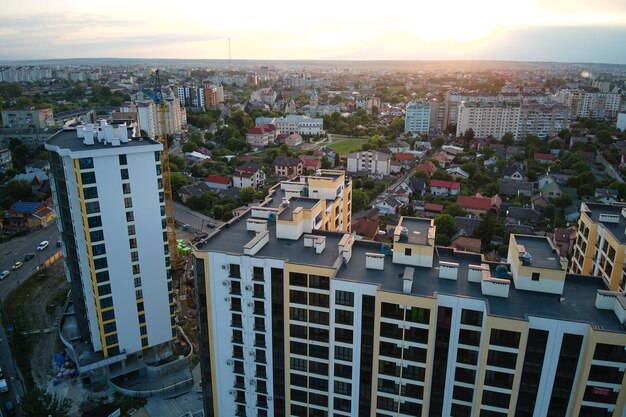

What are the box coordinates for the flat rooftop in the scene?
[195,214,624,332]
[585,202,626,245]
[513,235,563,270]
[397,217,432,245]
[46,128,159,152]
[277,198,320,220]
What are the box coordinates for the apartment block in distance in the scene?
[46,121,176,382]
[193,183,626,417]
[404,101,431,134]
[570,202,626,292]
[1,108,54,128]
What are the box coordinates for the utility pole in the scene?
[228,37,232,67]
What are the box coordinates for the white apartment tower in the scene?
[46,122,174,363]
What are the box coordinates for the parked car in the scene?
[56,239,62,247]
[37,240,49,251]
[11,261,23,270]
[23,253,35,262]
[206,222,216,228]
[0,379,7,393]
[0,271,9,280]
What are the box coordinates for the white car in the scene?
[0,271,9,280]
[37,240,49,251]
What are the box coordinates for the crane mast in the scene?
[143,69,184,270]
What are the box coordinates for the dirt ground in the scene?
[28,260,70,385]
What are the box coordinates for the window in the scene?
[335,309,353,325]
[154,151,160,161]
[135,289,143,299]
[461,309,483,326]
[95,271,109,283]
[532,272,540,281]
[129,238,137,249]
[90,230,104,242]
[335,290,354,306]
[119,154,127,165]
[85,201,100,214]
[229,264,241,278]
[101,309,115,321]
[133,264,140,275]
[126,211,134,222]
[490,329,521,349]
[92,243,106,256]
[103,322,116,334]
[105,334,118,346]
[134,277,142,288]
[122,183,131,194]
[156,164,161,175]
[88,216,102,228]
[120,168,129,180]
[127,225,136,235]
[309,275,329,290]
[83,187,98,199]
[79,157,94,169]
[289,272,307,287]
[100,297,113,309]
[309,292,329,308]
[124,197,133,208]
[405,248,412,256]
[98,284,111,296]
[160,205,165,216]
[335,346,352,361]
[93,257,108,270]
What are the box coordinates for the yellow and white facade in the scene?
[193,201,626,417]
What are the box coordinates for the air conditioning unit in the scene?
[222,280,230,287]
[226,359,233,366]
[222,264,229,270]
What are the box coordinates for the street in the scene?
[173,202,222,233]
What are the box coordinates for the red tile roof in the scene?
[395,153,414,162]
[247,124,276,135]
[352,218,379,239]
[205,175,231,184]
[424,203,444,213]
[299,157,321,168]
[457,195,493,211]
[415,162,438,175]
[429,180,461,190]
[534,153,556,160]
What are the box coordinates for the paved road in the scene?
[0,224,60,301]
[173,202,221,233]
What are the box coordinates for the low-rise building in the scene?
[0,147,13,172]
[256,114,324,136]
[204,175,232,190]
[233,163,266,189]
[457,194,502,216]
[429,179,460,196]
[274,156,303,180]
[245,124,277,147]
[1,108,54,129]
[5,201,55,228]
[346,150,391,177]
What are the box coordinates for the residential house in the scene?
[506,145,526,159]
[0,147,12,172]
[498,179,534,197]
[424,203,444,214]
[540,182,563,199]
[483,156,498,171]
[204,175,232,190]
[455,216,483,236]
[275,132,303,147]
[594,188,619,204]
[408,177,426,197]
[507,206,544,223]
[552,226,577,257]
[232,163,266,189]
[431,152,454,167]
[429,180,460,196]
[389,140,410,153]
[351,217,380,240]
[274,156,303,180]
[446,167,470,181]
[564,205,581,222]
[25,160,50,176]
[534,152,557,164]
[413,141,431,152]
[177,182,213,203]
[414,161,438,176]
[5,201,55,229]
[457,193,502,216]
[502,163,526,181]
[313,147,337,167]
[441,145,464,155]
[373,195,403,215]
[530,193,550,212]
[450,236,482,253]
[246,124,277,147]
[300,156,322,173]
[488,143,506,157]
[346,150,391,177]
[390,160,403,174]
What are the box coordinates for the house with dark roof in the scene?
[502,163,526,181]
[429,180,460,196]
[233,163,266,189]
[408,177,426,196]
[274,156,303,180]
[594,188,619,204]
[455,216,482,236]
[457,193,502,216]
[5,201,56,228]
[204,175,232,190]
[373,196,404,215]
[553,226,577,257]
[507,206,544,223]
[450,236,482,253]
[498,179,534,197]
[177,182,213,203]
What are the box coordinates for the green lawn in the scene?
[327,135,370,155]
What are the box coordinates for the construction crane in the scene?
[143,69,185,270]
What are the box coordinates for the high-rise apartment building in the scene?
[570,202,626,292]
[1,108,54,129]
[556,90,621,120]
[456,101,571,140]
[118,101,157,139]
[404,101,431,134]
[193,184,626,417]
[203,84,224,110]
[46,122,175,374]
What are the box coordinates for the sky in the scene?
[2,0,626,64]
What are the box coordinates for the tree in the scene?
[434,214,458,246]
[464,128,475,141]
[501,132,514,146]
[352,189,369,213]
[189,131,204,147]
[431,137,445,149]
[182,141,199,153]
[474,212,497,249]
[170,172,191,194]
[443,203,466,217]
[20,388,72,417]
[239,186,259,204]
